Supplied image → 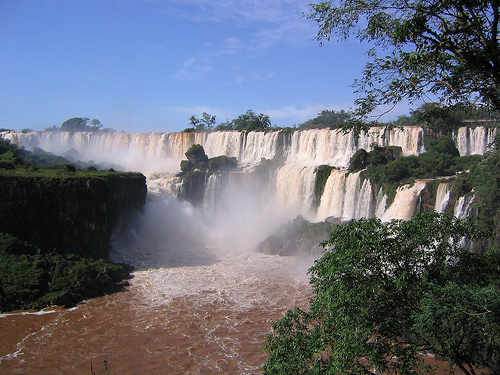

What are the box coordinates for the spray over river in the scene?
[0,127,495,373]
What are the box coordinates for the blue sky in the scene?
[0,0,411,133]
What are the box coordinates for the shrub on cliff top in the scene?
[185,144,209,165]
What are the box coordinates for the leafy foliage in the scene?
[298,110,353,130]
[350,144,402,171]
[0,233,132,312]
[0,139,144,311]
[314,165,334,207]
[467,137,500,250]
[407,103,500,132]
[184,110,273,132]
[224,109,272,131]
[56,117,104,132]
[360,136,478,187]
[185,144,209,165]
[0,138,74,170]
[186,112,217,132]
[307,0,500,131]
[264,212,500,374]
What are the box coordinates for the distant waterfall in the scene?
[2,126,425,170]
[454,194,475,219]
[286,126,424,168]
[454,126,498,156]
[203,131,282,166]
[1,126,493,223]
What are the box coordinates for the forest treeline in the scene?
[185,103,499,133]
[2,102,497,135]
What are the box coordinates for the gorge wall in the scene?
[2,126,497,226]
[0,172,147,259]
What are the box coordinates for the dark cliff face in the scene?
[0,172,147,259]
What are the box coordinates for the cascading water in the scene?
[0,126,492,373]
[316,170,373,221]
[275,164,317,219]
[454,126,498,156]
[1,126,488,224]
[316,169,347,220]
[356,178,375,219]
[435,182,451,213]
[380,182,427,222]
[454,193,475,219]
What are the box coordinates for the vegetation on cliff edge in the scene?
[0,139,145,312]
[177,144,238,206]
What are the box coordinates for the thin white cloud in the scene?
[145,0,311,26]
[142,0,316,52]
[232,71,275,85]
[174,55,212,80]
[174,36,248,80]
[143,1,319,86]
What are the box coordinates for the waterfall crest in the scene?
[1,126,491,223]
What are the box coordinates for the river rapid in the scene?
[0,194,313,374]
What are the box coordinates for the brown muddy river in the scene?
[0,192,481,375]
[0,249,312,374]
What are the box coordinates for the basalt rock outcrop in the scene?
[0,171,147,259]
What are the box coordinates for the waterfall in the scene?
[454,194,475,219]
[275,165,317,219]
[316,170,375,221]
[380,181,427,222]
[341,172,362,220]
[454,126,498,156]
[1,126,425,170]
[356,126,425,156]
[1,126,493,224]
[203,174,220,214]
[435,182,451,213]
[316,169,346,220]
[375,188,388,218]
[286,126,424,168]
[356,178,375,219]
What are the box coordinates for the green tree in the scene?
[90,119,103,130]
[59,117,103,132]
[231,110,271,131]
[188,112,217,132]
[264,212,500,375]
[299,109,352,129]
[307,0,500,131]
[61,117,90,132]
